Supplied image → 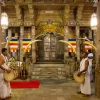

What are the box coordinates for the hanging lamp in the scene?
[1,1,8,30]
[1,12,8,29]
[90,13,97,30]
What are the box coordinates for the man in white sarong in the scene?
[88,49,93,82]
[77,52,91,96]
[0,48,11,100]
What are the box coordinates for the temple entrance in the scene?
[37,32,64,63]
[35,21,64,63]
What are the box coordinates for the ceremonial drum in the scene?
[73,71,85,83]
[4,69,18,82]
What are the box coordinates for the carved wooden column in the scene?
[31,26,36,63]
[8,29,12,54]
[95,0,100,98]
[20,26,24,61]
[64,5,70,25]
[76,4,84,58]
[1,29,6,48]
[64,26,69,62]
[89,29,92,39]
[0,4,2,53]
[76,25,80,61]
[0,5,9,53]
[63,5,70,63]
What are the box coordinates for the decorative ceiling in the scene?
[2,0,97,26]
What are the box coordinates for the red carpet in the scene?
[10,80,40,88]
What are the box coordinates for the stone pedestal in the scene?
[95,0,100,98]
[76,25,80,61]
[31,26,36,63]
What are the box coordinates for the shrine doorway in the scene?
[44,33,56,60]
[37,32,64,63]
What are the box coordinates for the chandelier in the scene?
[1,12,8,29]
[90,13,97,30]
[0,0,8,29]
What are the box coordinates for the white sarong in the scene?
[88,53,93,82]
[80,58,91,95]
[0,54,11,99]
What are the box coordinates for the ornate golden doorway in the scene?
[36,21,64,62]
[44,33,56,60]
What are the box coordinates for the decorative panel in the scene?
[44,33,56,60]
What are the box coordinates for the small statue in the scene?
[20,57,30,79]
[8,56,16,69]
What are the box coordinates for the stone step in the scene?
[31,74,66,76]
[31,75,66,79]
[32,71,66,75]
[33,64,64,68]
[32,68,65,71]
[33,67,65,69]
[32,70,66,72]
[31,64,66,79]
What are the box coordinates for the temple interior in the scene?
[0,0,100,100]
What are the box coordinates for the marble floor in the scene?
[8,79,100,100]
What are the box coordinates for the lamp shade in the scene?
[90,13,97,30]
[1,12,8,29]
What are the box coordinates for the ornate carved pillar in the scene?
[95,0,100,97]
[31,26,36,63]
[0,5,8,53]
[76,25,80,61]
[64,26,69,62]
[63,5,70,63]
[0,5,1,53]
[64,5,70,25]
[20,26,24,61]
[1,29,6,48]
[8,29,12,54]
[89,29,92,39]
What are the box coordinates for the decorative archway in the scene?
[36,21,64,62]
[35,21,64,37]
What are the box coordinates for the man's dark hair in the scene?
[2,48,7,53]
[88,49,92,53]
[84,52,88,57]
